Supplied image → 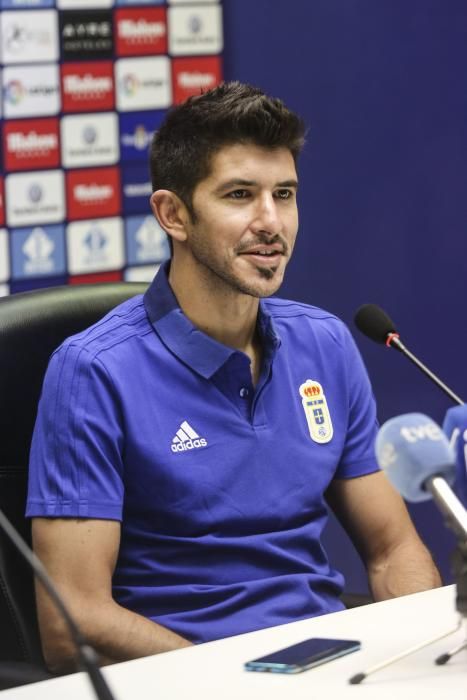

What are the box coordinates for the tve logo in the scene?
[0,10,59,65]
[61,61,114,113]
[125,215,169,265]
[5,170,65,227]
[115,7,167,56]
[2,64,60,119]
[66,167,121,220]
[61,113,119,168]
[115,56,171,111]
[3,118,60,171]
[172,56,221,104]
[10,225,66,279]
[67,216,124,274]
[168,5,222,56]
[0,229,9,283]
[122,164,152,214]
[119,110,164,162]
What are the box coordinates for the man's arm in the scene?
[32,517,192,674]
[326,470,442,600]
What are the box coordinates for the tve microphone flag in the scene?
[375,412,457,502]
[375,413,467,543]
[443,404,467,508]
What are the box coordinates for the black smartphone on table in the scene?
[244,637,361,674]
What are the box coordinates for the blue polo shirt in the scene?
[27,262,379,643]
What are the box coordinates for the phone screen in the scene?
[244,637,361,674]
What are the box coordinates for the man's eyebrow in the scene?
[215,178,299,192]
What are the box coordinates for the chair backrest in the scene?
[0,282,148,666]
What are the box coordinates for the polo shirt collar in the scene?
[144,261,281,379]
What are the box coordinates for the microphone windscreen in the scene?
[442,404,467,508]
[376,413,456,502]
[354,304,396,344]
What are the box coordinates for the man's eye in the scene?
[275,189,293,200]
[228,190,249,199]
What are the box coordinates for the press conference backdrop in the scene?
[1,0,465,591]
[223,0,467,590]
[0,0,223,294]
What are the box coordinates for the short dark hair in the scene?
[149,81,306,216]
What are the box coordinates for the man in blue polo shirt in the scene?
[27,82,441,672]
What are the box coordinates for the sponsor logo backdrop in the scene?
[0,0,223,294]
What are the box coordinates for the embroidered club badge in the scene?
[299,379,333,444]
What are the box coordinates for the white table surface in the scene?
[1,585,465,700]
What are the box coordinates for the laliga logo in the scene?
[4,80,25,105]
[121,73,139,96]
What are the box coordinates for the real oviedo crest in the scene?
[299,379,333,444]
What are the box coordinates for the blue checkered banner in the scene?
[0,0,223,295]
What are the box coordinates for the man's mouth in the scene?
[238,245,285,259]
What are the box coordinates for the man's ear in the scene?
[150,190,190,243]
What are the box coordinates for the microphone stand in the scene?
[385,332,464,407]
[349,483,467,685]
[0,508,117,700]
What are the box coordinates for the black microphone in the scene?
[354,303,464,406]
[0,509,116,700]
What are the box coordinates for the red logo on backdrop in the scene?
[172,56,222,105]
[115,7,167,57]
[61,62,115,113]
[70,271,123,285]
[3,118,60,172]
[66,167,121,220]
[0,177,4,227]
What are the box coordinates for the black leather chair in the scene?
[0,282,148,690]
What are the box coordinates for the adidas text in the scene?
[171,438,207,453]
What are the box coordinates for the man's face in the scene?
[182,143,299,299]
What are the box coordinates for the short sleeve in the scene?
[26,341,124,520]
[334,327,380,479]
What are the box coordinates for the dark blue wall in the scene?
[223,0,467,591]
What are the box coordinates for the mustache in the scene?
[235,233,289,255]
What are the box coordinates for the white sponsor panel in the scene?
[61,113,119,168]
[124,265,157,282]
[0,284,9,297]
[57,0,113,7]
[67,217,124,274]
[5,170,65,227]
[168,5,222,56]
[0,229,10,282]
[3,64,60,118]
[0,10,59,65]
[115,56,171,111]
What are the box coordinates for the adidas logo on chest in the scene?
[171,420,207,453]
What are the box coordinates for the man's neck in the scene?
[169,261,260,354]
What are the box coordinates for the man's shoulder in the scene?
[56,293,151,362]
[262,296,354,352]
[263,296,346,328]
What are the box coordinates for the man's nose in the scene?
[251,194,282,236]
